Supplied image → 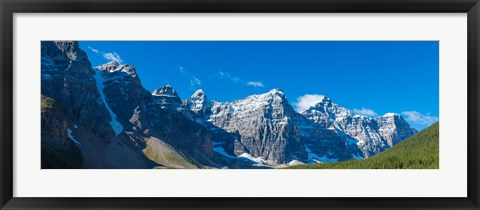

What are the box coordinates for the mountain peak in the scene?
[96,61,137,76]
[152,85,179,97]
[383,112,400,118]
[53,41,79,53]
[267,88,285,96]
[258,89,287,102]
[96,61,120,71]
[187,89,212,115]
[189,89,209,102]
[106,60,120,67]
[151,85,183,110]
[192,89,206,97]
[46,41,84,61]
[313,96,331,107]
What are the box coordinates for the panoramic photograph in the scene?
[41,41,439,169]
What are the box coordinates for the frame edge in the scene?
[1,0,479,209]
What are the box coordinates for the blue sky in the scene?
[80,41,439,130]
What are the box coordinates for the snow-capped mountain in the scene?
[187,89,353,165]
[206,89,309,164]
[41,41,418,169]
[301,97,417,157]
[187,89,417,165]
[186,89,212,119]
[151,85,184,110]
[41,41,215,169]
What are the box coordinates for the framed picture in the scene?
[1,0,479,209]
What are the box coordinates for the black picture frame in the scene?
[1,0,479,209]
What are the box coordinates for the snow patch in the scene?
[153,93,178,97]
[212,142,273,166]
[238,153,267,164]
[288,160,304,166]
[94,69,123,136]
[67,128,81,145]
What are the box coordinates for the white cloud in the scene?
[293,94,325,112]
[87,46,122,64]
[88,46,99,53]
[178,66,186,73]
[401,111,439,126]
[102,52,123,64]
[178,66,201,88]
[247,81,264,88]
[190,77,201,86]
[218,71,241,82]
[353,107,378,117]
[217,71,264,88]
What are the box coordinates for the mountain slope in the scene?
[143,137,198,169]
[288,122,439,169]
[95,61,215,168]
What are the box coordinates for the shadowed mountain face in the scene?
[41,41,417,169]
[41,41,215,169]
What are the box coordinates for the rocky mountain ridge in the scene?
[41,41,417,169]
[301,97,417,157]
[189,89,416,165]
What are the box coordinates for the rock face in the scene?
[41,41,116,146]
[41,41,160,169]
[199,90,355,165]
[41,41,418,169]
[152,85,183,110]
[147,86,215,164]
[301,97,417,157]
[186,89,212,118]
[206,89,308,164]
[41,41,215,169]
[93,61,216,167]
